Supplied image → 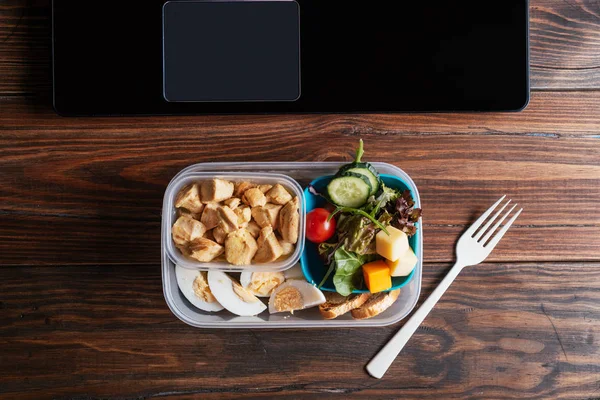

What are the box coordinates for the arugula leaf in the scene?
[329,206,389,234]
[332,248,367,296]
[365,184,400,217]
[338,211,393,255]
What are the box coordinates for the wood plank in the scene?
[1,0,600,94]
[1,93,599,264]
[2,90,600,137]
[1,262,599,399]
[530,0,600,89]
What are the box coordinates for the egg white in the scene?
[175,265,224,312]
[283,263,305,281]
[207,271,267,316]
[268,280,326,314]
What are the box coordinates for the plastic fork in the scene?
[366,196,523,379]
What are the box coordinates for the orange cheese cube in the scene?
[362,260,392,293]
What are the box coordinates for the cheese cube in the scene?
[376,226,409,262]
[362,260,392,293]
[386,247,418,277]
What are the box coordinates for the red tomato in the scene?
[306,208,336,243]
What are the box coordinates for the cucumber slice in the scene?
[338,162,380,178]
[327,173,372,208]
[346,167,379,195]
[336,162,380,195]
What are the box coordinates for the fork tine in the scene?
[480,204,517,244]
[473,199,511,241]
[465,195,507,235]
[484,208,523,250]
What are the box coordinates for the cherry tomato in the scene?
[306,208,336,243]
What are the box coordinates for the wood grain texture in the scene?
[1,0,600,94]
[530,0,600,89]
[1,262,599,399]
[1,93,600,265]
[2,0,600,399]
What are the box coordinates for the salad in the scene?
[307,140,422,297]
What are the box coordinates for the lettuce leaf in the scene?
[331,248,379,295]
[332,248,365,296]
[392,190,423,237]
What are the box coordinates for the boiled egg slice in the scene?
[268,280,326,314]
[283,262,305,281]
[175,265,224,312]
[240,271,285,297]
[207,271,267,316]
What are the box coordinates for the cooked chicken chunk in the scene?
[279,240,295,256]
[172,216,207,246]
[188,238,224,262]
[217,206,239,233]
[175,183,204,214]
[279,197,299,244]
[225,229,258,265]
[223,197,241,210]
[242,188,267,207]
[251,203,283,229]
[258,184,273,194]
[212,226,227,244]
[234,206,251,227]
[233,181,256,198]
[177,207,202,221]
[246,221,261,238]
[254,226,284,263]
[176,244,192,257]
[200,202,220,230]
[204,229,216,242]
[201,179,234,203]
[266,184,293,205]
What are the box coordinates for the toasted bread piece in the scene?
[319,292,370,320]
[351,289,401,320]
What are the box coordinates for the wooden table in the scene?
[2,1,600,398]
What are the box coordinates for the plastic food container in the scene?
[162,162,423,329]
[163,172,305,272]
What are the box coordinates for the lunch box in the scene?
[162,162,423,328]
[164,172,305,273]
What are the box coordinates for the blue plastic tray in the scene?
[301,174,418,293]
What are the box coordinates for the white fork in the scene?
[366,195,523,379]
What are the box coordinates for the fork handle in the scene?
[366,261,465,379]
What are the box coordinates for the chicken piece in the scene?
[279,240,295,257]
[257,184,273,194]
[266,184,293,205]
[188,238,224,262]
[225,229,258,266]
[176,244,192,257]
[223,197,241,210]
[279,197,300,244]
[251,203,283,229]
[212,226,227,244]
[234,206,252,227]
[242,188,267,207]
[204,229,216,242]
[175,183,204,214]
[233,181,256,198]
[201,179,234,203]
[217,206,239,234]
[200,203,220,230]
[254,226,284,263]
[246,221,261,239]
[177,207,202,221]
[172,216,207,246]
